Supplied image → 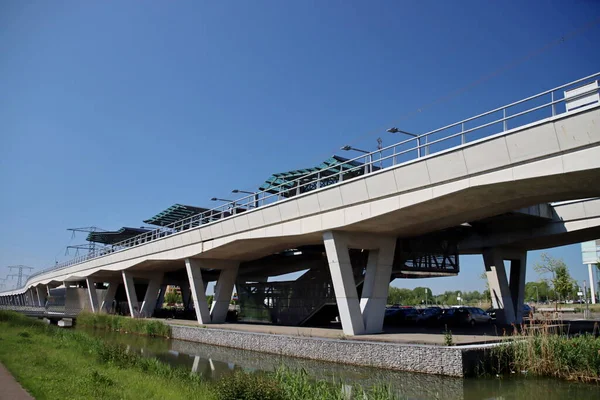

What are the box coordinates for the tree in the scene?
[525,281,551,302]
[534,253,574,301]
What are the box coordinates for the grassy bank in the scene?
[76,311,171,337]
[486,325,600,382]
[0,312,398,400]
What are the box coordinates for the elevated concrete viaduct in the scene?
[2,75,600,335]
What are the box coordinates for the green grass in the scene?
[0,312,212,399]
[76,312,171,337]
[0,311,400,400]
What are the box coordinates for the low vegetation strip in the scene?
[0,312,399,400]
[76,312,171,337]
[485,325,600,382]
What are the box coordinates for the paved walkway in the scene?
[164,319,502,345]
[0,362,34,400]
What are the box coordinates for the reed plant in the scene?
[77,311,171,337]
[487,321,600,382]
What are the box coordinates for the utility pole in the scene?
[6,265,33,288]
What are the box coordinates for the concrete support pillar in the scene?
[185,258,211,324]
[140,274,163,317]
[86,278,100,313]
[323,231,364,335]
[359,238,396,333]
[210,264,239,323]
[101,282,119,313]
[588,264,597,304]
[509,254,527,322]
[156,284,167,310]
[180,282,191,310]
[122,271,140,318]
[36,285,48,308]
[483,248,527,325]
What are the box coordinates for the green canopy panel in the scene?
[259,155,376,197]
[86,227,151,245]
[143,204,210,227]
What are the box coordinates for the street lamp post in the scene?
[232,189,259,208]
[387,127,424,158]
[535,286,539,304]
[210,197,236,215]
[340,145,372,174]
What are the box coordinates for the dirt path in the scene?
[0,362,34,400]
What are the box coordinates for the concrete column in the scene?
[185,258,211,324]
[210,264,239,323]
[588,264,597,304]
[323,231,365,336]
[483,248,527,324]
[86,278,100,313]
[122,271,140,318]
[156,284,167,310]
[180,282,191,310]
[140,274,163,317]
[509,253,527,322]
[359,238,396,333]
[36,285,48,308]
[101,282,119,313]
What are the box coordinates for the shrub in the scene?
[76,312,171,337]
[214,371,284,400]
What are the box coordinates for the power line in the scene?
[6,265,34,288]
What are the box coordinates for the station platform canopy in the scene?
[259,155,376,197]
[86,227,151,245]
[143,204,210,227]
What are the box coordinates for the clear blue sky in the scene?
[1,1,599,293]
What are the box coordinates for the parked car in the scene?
[439,307,491,327]
[415,307,443,325]
[487,304,532,321]
[384,307,418,326]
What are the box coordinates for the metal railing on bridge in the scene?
[8,72,600,292]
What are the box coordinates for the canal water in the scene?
[81,328,599,399]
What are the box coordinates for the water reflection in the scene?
[81,329,599,400]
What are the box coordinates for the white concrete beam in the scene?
[185,258,211,324]
[140,274,163,317]
[122,271,140,318]
[86,278,100,313]
[323,231,365,336]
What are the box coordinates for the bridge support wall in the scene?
[483,248,527,324]
[323,231,396,336]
